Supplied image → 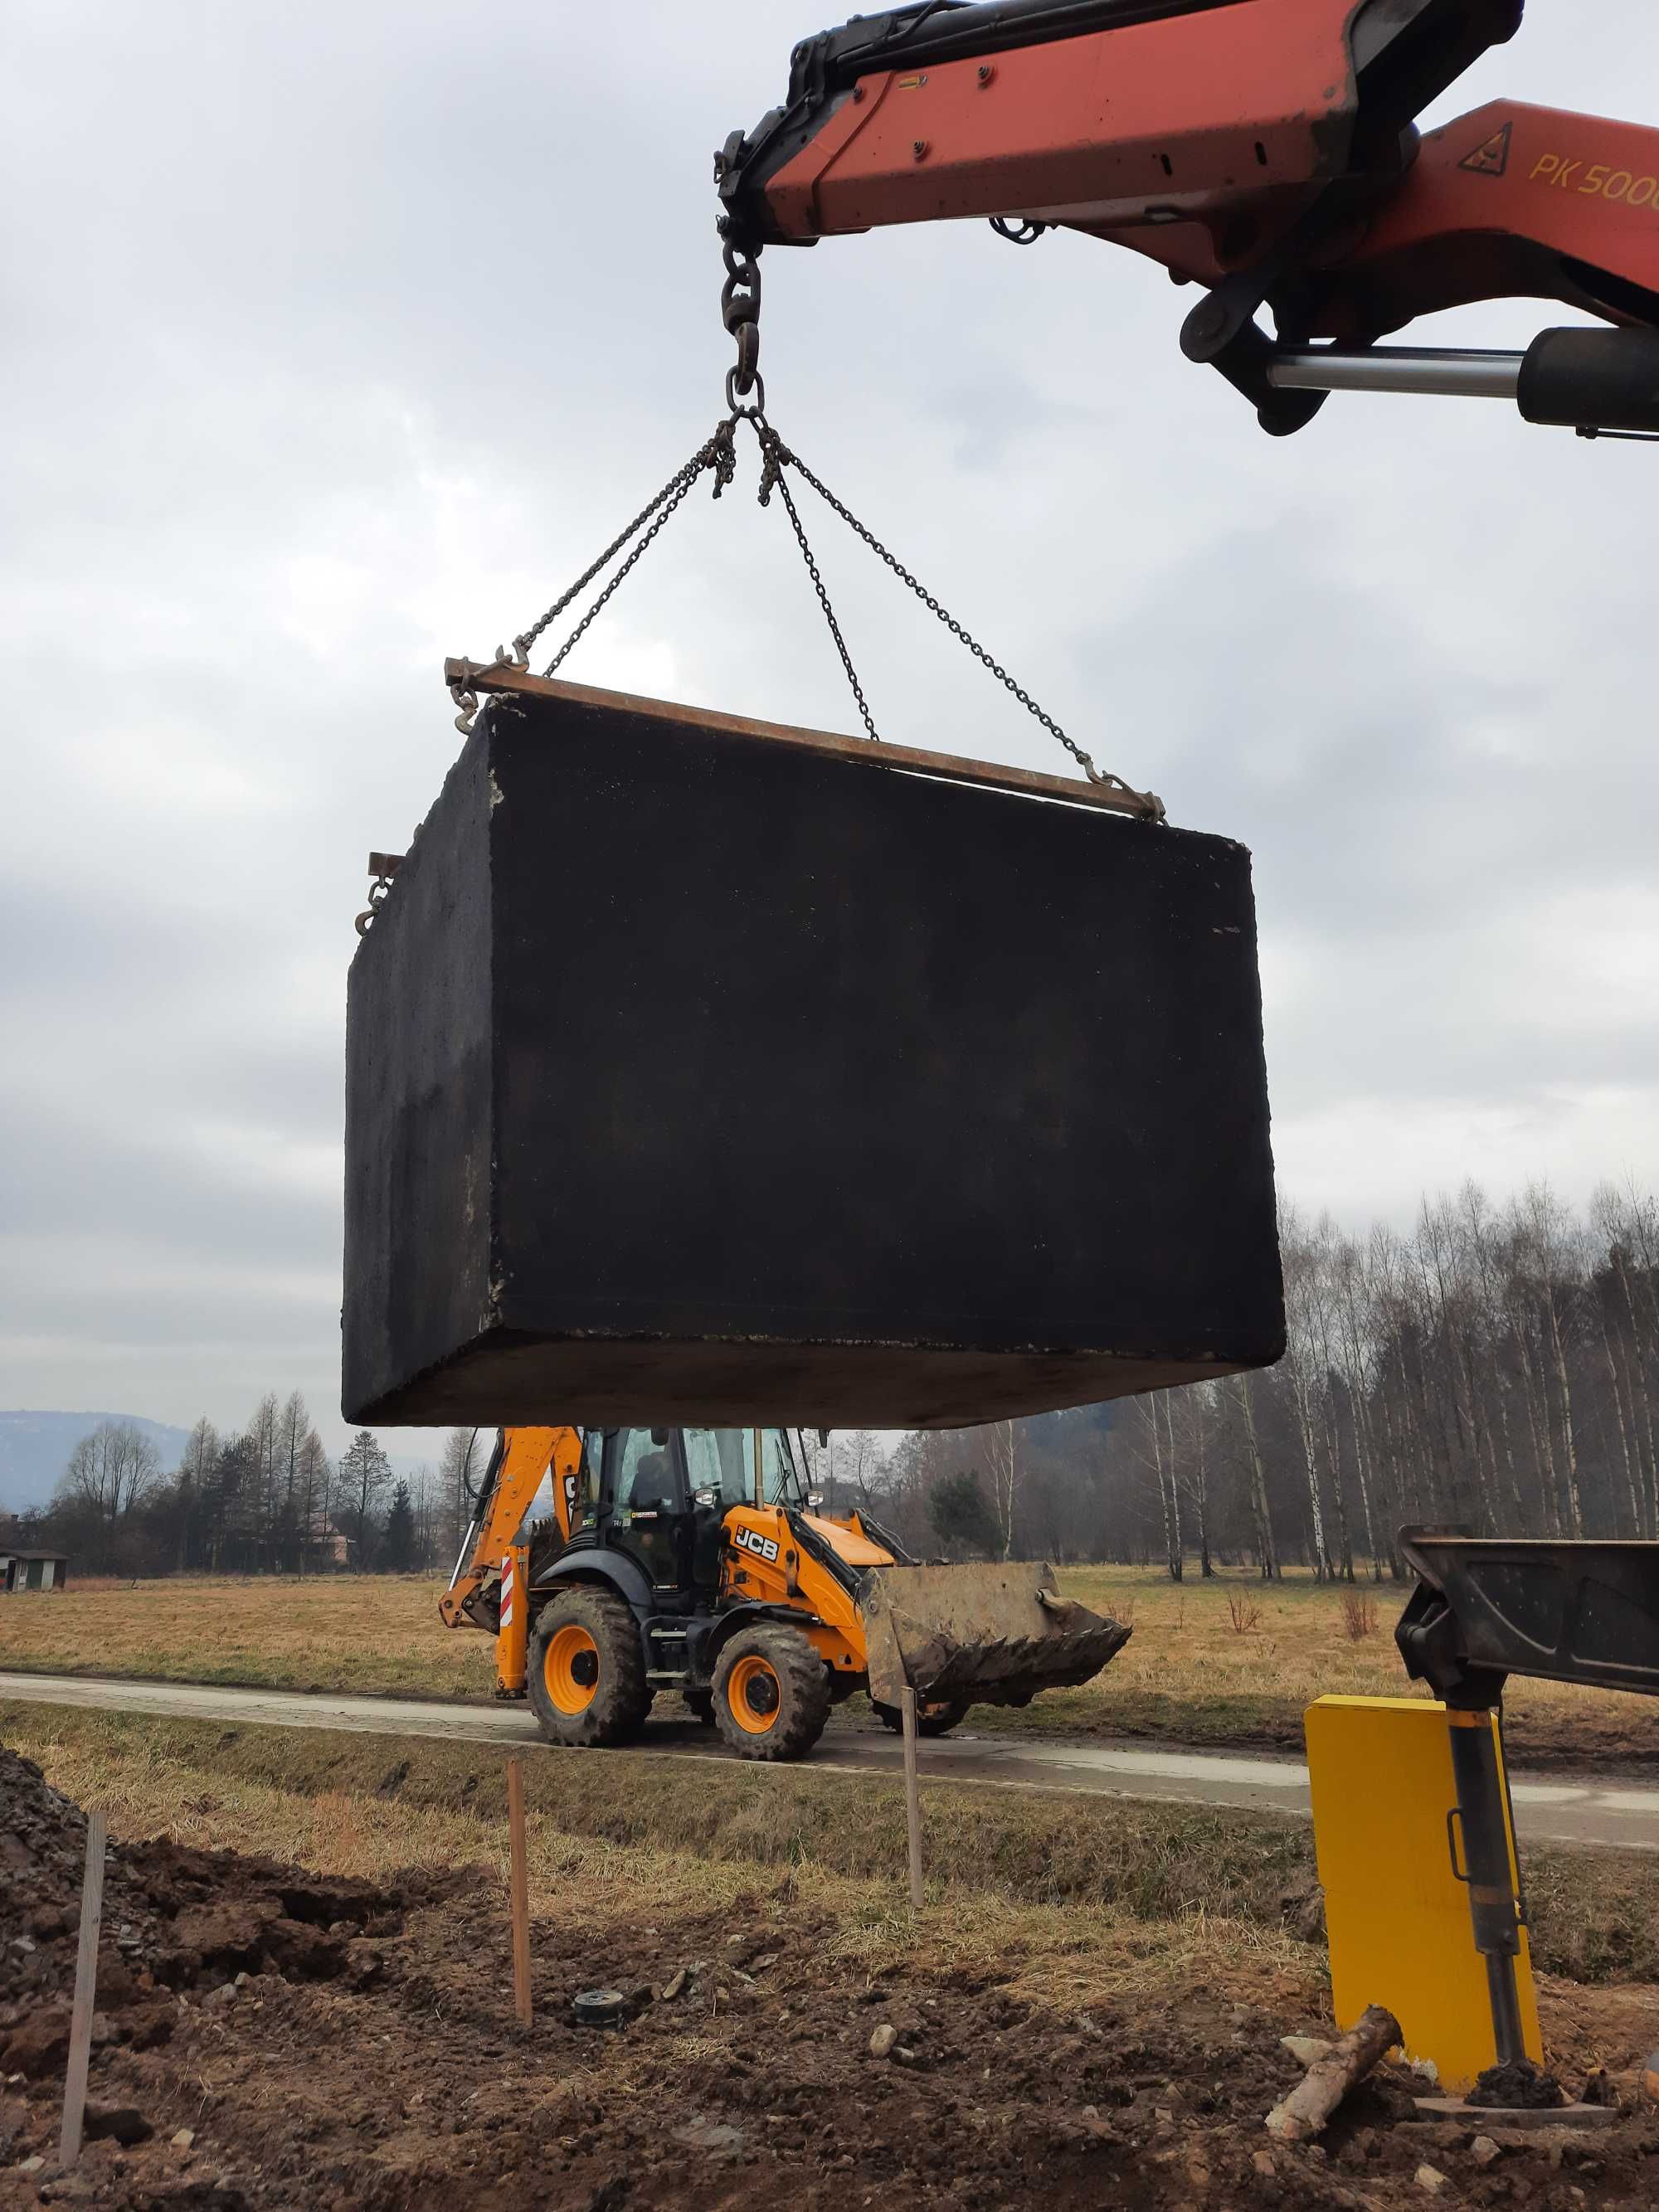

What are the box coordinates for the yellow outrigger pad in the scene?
[859,1562,1131,1711]
[1306,1696,1541,2093]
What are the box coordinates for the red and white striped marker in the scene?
[500,1549,516,1632]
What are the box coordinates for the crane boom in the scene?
[716,0,1659,435]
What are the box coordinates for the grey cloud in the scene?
[3,1,1654,1447]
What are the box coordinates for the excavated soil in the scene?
[2,1744,1658,2210]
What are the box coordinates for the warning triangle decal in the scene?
[1459,121,1512,177]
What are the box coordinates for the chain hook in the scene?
[355,852,404,938]
[711,415,739,500]
[755,419,791,508]
[720,235,763,404]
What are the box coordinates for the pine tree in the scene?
[337,1430,392,1570]
[381,1479,416,1574]
[927,1469,1001,1558]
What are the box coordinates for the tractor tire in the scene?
[874,1697,971,1738]
[526,1585,648,1748]
[713,1625,831,1762]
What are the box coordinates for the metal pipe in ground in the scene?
[901,1688,924,1908]
[60,1808,107,2168]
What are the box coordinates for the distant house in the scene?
[305,1516,354,1568]
[2,1549,70,1593]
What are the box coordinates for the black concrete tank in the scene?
[343,674,1282,1428]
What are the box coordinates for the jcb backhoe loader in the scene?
[441,1425,1129,1760]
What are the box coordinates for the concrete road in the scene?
[3,1670,1656,1853]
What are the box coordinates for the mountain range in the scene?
[0,1410,193,1514]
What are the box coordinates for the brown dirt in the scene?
[3,1746,1658,2210]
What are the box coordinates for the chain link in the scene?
[470,370,1159,815]
[756,420,880,745]
[768,435,1151,805]
[512,422,733,671]
[720,236,763,403]
[543,457,708,678]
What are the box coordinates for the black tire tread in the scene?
[874,1696,971,1738]
[713,1624,831,1762]
[526,1583,647,1749]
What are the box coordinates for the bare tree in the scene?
[440,1428,487,1566]
[979,1422,1019,1558]
[843,1429,879,1508]
[1131,1393,1183,1580]
[59,1420,161,1526]
[1280,1205,1335,1580]
[246,1392,281,1570]
[173,1417,218,1572]
[275,1392,309,1571]
[296,1428,331,1572]
[1172,1384,1215,1577]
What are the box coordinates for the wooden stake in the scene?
[60,1809,107,2169]
[506,1757,533,2028]
[900,1688,924,1908]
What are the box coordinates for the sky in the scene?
[2,1,1655,1456]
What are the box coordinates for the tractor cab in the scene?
[547,1427,811,1607]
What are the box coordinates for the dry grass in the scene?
[1339,1588,1380,1641]
[0,1573,498,1699]
[6,1699,1657,1991]
[6,1567,1656,1767]
[0,1700,1321,2017]
[1226,1590,1262,1635]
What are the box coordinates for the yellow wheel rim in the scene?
[727,1653,782,1736]
[546,1623,600,1715]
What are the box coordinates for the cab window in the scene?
[567,1430,601,1530]
[614,1430,677,1513]
[682,1429,752,1505]
[682,1428,803,1507]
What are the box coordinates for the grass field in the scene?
[7,1698,1659,1993]
[2,1566,1653,1767]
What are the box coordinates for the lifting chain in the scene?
[449,419,740,732]
[751,417,1159,810]
[451,243,1160,819]
[755,421,878,745]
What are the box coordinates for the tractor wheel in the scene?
[874,1697,971,1738]
[713,1626,831,1762]
[526,1585,647,1748]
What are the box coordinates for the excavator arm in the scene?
[717,0,1659,435]
[437,1425,583,1632]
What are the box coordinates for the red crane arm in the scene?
[717,0,1659,434]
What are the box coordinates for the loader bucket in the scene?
[858,1562,1131,1713]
